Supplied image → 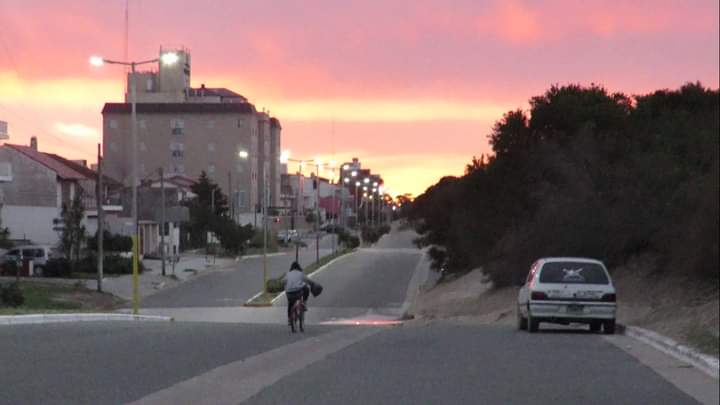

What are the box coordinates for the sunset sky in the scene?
[0,0,718,196]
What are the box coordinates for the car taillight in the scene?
[531,291,548,300]
[602,293,616,302]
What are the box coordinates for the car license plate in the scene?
[567,304,584,314]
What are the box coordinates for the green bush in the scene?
[44,258,72,278]
[337,229,360,249]
[248,229,278,250]
[78,254,144,275]
[266,276,285,293]
[1,282,24,307]
[0,260,18,276]
[361,225,390,244]
[305,212,316,224]
[87,231,132,252]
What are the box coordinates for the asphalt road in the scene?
[0,321,707,404]
[272,225,423,322]
[0,321,338,405]
[1,227,714,404]
[246,322,702,405]
[139,236,335,308]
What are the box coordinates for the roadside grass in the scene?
[685,325,720,356]
[244,248,355,307]
[0,282,122,315]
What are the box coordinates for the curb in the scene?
[241,252,286,259]
[619,323,719,379]
[0,313,174,326]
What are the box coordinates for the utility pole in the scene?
[262,173,268,292]
[228,171,233,223]
[315,168,320,264]
[160,167,166,276]
[96,143,104,292]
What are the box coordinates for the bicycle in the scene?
[289,294,306,333]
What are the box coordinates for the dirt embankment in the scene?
[414,255,719,355]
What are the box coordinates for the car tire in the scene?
[590,320,602,333]
[34,266,45,277]
[517,307,528,331]
[528,312,539,333]
[603,319,616,335]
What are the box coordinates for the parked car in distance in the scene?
[517,257,617,334]
[277,229,299,243]
[0,245,55,276]
[321,224,344,234]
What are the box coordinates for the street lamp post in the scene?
[90,52,178,314]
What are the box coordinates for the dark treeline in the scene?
[410,83,719,287]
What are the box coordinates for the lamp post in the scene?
[90,51,178,314]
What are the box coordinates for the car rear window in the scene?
[538,262,609,284]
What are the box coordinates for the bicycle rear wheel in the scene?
[298,308,304,332]
[289,307,297,333]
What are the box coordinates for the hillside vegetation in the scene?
[410,83,719,288]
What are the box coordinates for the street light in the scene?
[238,150,249,159]
[90,51,178,315]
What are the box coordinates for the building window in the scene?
[109,142,118,152]
[208,143,215,152]
[139,163,146,175]
[0,162,12,181]
[171,118,184,135]
[109,119,118,129]
[170,142,184,158]
[174,164,185,174]
[237,118,243,128]
[208,120,215,129]
[208,164,216,174]
[146,78,153,91]
[238,191,246,208]
[138,119,146,129]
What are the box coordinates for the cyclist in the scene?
[285,261,311,324]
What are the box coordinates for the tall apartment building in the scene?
[102,48,283,223]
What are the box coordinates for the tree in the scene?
[0,218,11,249]
[184,172,238,249]
[59,192,86,271]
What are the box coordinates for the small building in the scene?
[0,138,122,245]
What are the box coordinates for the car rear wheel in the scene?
[528,312,539,333]
[603,319,616,335]
[33,266,44,277]
[517,307,528,331]
[589,320,602,333]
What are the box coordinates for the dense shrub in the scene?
[0,261,18,276]
[337,229,360,249]
[44,258,72,278]
[361,225,391,245]
[78,254,144,275]
[248,229,278,250]
[86,231,133,252]
[0,282,24,307]
[266,276,285,293]
[410,83,720,287]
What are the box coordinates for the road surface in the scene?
[0,227,715,404]
[139,235,335,308]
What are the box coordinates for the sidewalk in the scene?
[84,254,237,301]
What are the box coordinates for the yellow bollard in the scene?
[132,235,139,314]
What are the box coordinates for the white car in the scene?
[1,245,54,276]
[517,257,617,334]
